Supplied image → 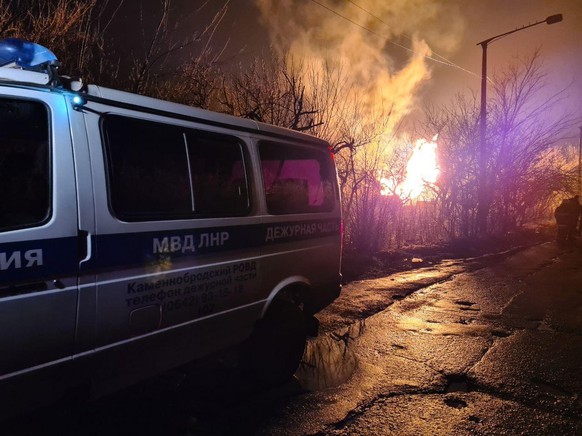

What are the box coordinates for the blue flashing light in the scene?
[71,94,87,109]
[72,95,85,105]
[0,38,58,69]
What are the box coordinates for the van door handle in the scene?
[78,230,92,263]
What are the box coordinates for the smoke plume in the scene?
[254,0,466,128]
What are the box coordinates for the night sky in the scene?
[108,0,582,136]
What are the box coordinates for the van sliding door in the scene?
[82,107,260,393]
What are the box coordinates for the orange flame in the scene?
[380,135,439,200]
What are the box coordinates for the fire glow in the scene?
[380,135,439,200]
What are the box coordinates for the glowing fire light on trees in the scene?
[380,135,440,201]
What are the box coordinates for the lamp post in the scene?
[476,13,563,234]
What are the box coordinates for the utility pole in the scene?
[476,14,562,235]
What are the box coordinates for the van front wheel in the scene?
[240,298,307,386]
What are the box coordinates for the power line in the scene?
[309,0,451,67]
[347,1,449,64]
[309,0,480,79]
[348,0,479,79]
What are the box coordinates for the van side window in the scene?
[0,99,50,232]
[103,115,249,221]
[104,116,192,220]
[259,141,334,215]
[185,132,250,215]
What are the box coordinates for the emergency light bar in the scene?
[0,38,60,85]
[0,38,58,69]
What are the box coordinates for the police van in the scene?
[0,39,342,414]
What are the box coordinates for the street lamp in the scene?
[476,13,563,234]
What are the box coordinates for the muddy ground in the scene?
[341,225,555,282]
[320,225,556,334]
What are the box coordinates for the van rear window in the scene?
[0,99,50,232]
[259,141,335,214]
[103,115,250,221]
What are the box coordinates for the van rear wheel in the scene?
[240,298,308,386]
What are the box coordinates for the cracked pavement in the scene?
[260,242,582,435]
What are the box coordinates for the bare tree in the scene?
[421,51,579,239]
[218,55,320,131]
[423,94,481,239]
[127,0,228,96]
[0,0,110,81]
[344,141,398,253]
[487,51,579,232]
[152,55,221,110]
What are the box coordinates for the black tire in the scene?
[239,298,308,387]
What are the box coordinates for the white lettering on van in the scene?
[0,249,43,270]
[198,231,229,248]
[123,262,256,315]
[265,223,320,242]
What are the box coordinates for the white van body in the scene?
[0,45,342,414]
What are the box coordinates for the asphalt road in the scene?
[5,241,582,435]
[269,241,582,435]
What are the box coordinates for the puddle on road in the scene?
[295,319,365,391]
[397,314,494,337]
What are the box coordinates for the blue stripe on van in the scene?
[94,223,264,270]
[0,237,78,286]
[95,218,340,270]
[0,218,340,287]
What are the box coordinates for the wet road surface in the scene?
[4,242,582,435]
